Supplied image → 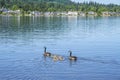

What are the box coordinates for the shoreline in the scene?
[0,14,120,17]
[0,11,120,17]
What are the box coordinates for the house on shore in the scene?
[87,11,97,16]
[116,12,120,16]
[60,12,68,16]
[0,8,20,15]
[109,12,120,16]
[68,11,78,16]
[78,12,86,16]
[8,10,21,15]
[102,12,110,16]
[44,12,56,16]
[30,11,41,16]
[0,8,9,14]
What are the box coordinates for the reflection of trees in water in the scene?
[0,16,120,44]
[0,16,69,34]
[0,16,102,36]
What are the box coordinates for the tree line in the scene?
[0,0,120,15]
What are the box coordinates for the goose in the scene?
[68,51,77,61]
[43,47,51,57]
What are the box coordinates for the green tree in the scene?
[12,5,19,10]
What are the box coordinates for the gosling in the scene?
[51,54,64,61]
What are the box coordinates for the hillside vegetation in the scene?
[0,0,120,15]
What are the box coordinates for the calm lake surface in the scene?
[0,16,120,80]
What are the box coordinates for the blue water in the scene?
[0,16,120,80]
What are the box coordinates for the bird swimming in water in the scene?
[43,47,51,57]
[51,54,64,62]
[68,50,77,61]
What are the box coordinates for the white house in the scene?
[78,12,86,16]
[102,11,110,16]
[30,11,41,16]
[87,11,97,16]
[68,11,78,16]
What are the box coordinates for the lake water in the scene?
[0,16,120,80]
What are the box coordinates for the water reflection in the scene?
[0,16,120,80]
[1,16,119,42]
[69,60,77,67]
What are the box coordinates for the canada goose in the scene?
[68,51,77,61]
[43,47,51,57]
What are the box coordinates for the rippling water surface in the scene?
[0,16,120,80]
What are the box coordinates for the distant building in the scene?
[54,12,61,16]
[1,8,8,12]
[109,12,117,16]
[87,11,97,16]
[60,12,68,16]
[116,12,120,16]
[68,11,78,16]
[78,12,86,16]
[8,10,20,14]
[102,12,110,16]
[0,7,20,15]
[30,11,41,16]
[44,12,52,16]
